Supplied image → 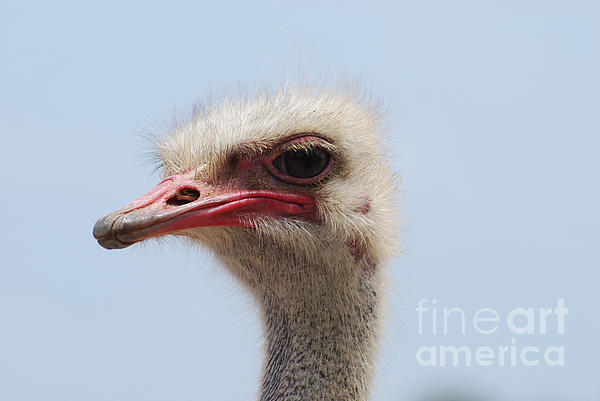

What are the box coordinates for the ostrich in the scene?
[93,83,397,401]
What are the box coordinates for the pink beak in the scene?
[93,171,316,249]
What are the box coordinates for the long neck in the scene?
[256,256,382,401]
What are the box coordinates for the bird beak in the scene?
[93,171,316,250]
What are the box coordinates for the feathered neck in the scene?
[212,232,384,401]
[258,264,382,401]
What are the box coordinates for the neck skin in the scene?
[255,256,382,401]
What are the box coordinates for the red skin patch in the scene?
[346,236,367,262]
[346,235,377,273]
[237,159,255,172]
[354,197,371,215]
[347,198,376,272]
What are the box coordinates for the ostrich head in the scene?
[93,84,397,401]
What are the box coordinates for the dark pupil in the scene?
[280,148,329,178]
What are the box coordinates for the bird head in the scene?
[93,85,396,290]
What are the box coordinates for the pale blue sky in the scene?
[0,1,598,400]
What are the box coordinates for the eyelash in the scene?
[264,136,334,185]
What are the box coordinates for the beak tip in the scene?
[92,216,111,240]
[93,214,133,250]
[96,238,132,250]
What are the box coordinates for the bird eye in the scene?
[272,147,331,179]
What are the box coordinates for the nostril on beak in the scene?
[167,188,201,206]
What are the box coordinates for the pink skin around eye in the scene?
[237,159,255,173]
